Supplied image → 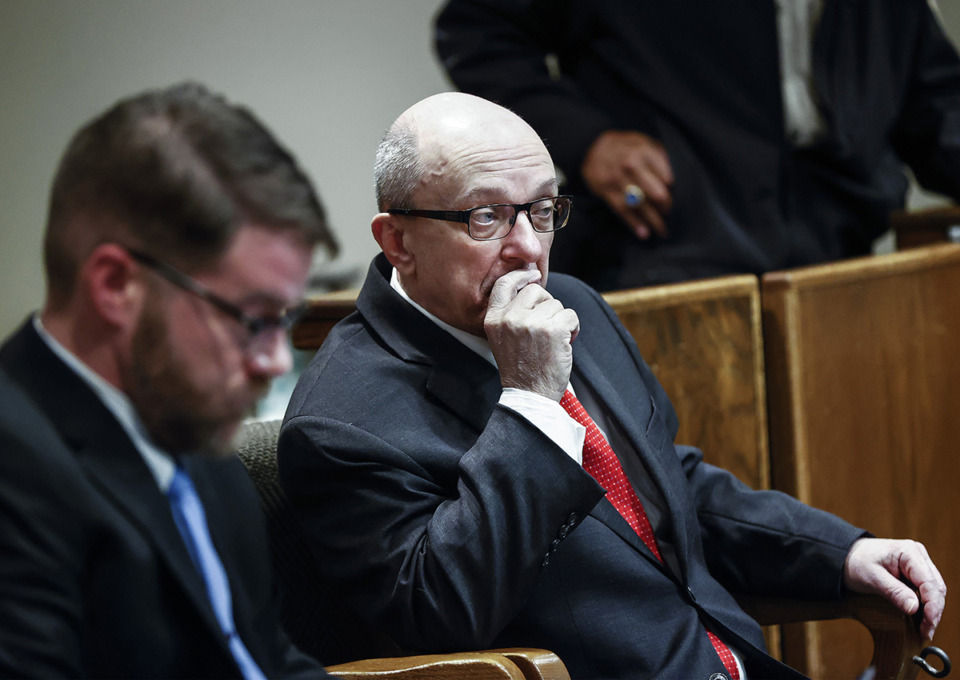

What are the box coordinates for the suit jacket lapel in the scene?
[80,442,226,640]
[357,255,502,432]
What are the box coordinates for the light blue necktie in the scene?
[167,465,267,680]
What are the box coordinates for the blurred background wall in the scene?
[2,0,959,339]
[0,0,451,337]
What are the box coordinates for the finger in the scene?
[621,138,674,187]
[616,199,666,239]
[640,141,674,185]
[636,201,668,238]
[634,169,674,213]
[488,269,543,312]
[902,548,947,639]
[561,308,580,344]
[611,202,650,240]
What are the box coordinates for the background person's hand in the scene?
[582,130,674,240]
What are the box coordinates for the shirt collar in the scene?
[390,267,498,368]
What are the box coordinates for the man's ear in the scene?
[82,243,146,329]
[372,213,415,276]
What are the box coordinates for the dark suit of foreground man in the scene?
[0,83,337,678]
[279,93,946,679]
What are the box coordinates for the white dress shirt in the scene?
[776,0,827,147]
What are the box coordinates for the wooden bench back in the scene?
[603,275,768,490]
[762,244,960,678]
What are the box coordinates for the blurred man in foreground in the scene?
[0,82,337,678]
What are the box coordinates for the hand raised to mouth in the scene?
[484,269,580,402]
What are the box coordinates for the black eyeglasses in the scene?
[388,195,573,241]
[125,248,305,354]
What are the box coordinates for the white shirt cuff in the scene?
[499,388,584,465]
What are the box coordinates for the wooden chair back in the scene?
[762,244,960,678]
[603,274,768,489]
[292,291,358,351]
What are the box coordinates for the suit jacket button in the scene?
[709,674,728,680]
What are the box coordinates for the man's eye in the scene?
[471,208,498,225]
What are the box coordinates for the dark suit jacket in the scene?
[436,0,960,289]
[0,321,328,679]
[279,255,865,680]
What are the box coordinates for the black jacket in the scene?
[279,255,865,679]
[436,0,960,288]
[0,321,328,679]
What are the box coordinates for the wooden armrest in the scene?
[738,593,949,680]
[489,648,571,680]
[327,648,569,680]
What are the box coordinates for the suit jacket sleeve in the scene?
[281,395,604,652]
[435,0,617,180]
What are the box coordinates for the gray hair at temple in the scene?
[44,81,338,308]
[374,118,423,212]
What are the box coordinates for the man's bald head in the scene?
[370,92,560,338]
[374,93,548,212]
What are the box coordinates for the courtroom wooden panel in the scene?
[292,289,358,350]
[604,274,768,491]
[762,244,960,678]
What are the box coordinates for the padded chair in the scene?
[236,419,570,680]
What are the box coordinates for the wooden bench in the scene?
[603,275,768,490]
[762,244,960,678]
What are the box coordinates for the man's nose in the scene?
[246,328,293,378]
[502,210,544,260]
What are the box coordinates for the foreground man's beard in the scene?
[123,305,269,457]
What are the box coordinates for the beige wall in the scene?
[2,1,960,338]
[0,0,452,337]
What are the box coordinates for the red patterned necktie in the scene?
[559,390,740,679]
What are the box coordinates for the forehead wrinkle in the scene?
[424,147,554,199]
[460,178,559,205]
